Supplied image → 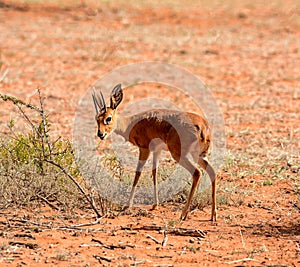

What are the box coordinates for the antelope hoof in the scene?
[210,209,217,222]
[122,205,131,211]
[121,205,133,216]
[180,211,188,221]
[151,204,158,210]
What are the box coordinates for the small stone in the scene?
[189,238,195,244]
[291,165,298,173]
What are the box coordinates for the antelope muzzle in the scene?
[97,130,106,140]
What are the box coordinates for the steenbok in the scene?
[92,84,217,221]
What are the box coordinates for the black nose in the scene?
[97,130,105,140]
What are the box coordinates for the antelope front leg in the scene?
[211,179,217,222]
[127,170,142,208]
[177,157,201,221]
[199,158,217,221]
[127,148,150,208]
[181,168,201,221]
[151,150,161,210]
[207,163,217,222]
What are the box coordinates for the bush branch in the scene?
[45,159,101,218]
[0,93,42,113]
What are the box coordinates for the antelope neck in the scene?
[114,113,131,140]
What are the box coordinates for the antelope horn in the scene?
[92,87,107,114]
[99,91,107,113]
[92,87,100,114]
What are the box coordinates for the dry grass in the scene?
[6,0,299,10]
[0,2,299,265]
[0,115,83,211]
[1,0,299,213]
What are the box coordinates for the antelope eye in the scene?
[105,116,112,124]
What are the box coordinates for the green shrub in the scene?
[0,92,86,210]
[0,129,84,209]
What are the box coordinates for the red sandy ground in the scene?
[0,1,299,266]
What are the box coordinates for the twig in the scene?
[122,225,206,238]
[134,260,146,266]
[0,93,42,113]
[37,88,53,159]
[10,219,50,228]
[80,244,102,247]
[91,238,135,249]
[37,194,60,211]
[147,231,168,246]
[0,68,8,82]
[9,241,38,249]
[179,246,187,256]
[57,217,104,229]
[13,233,35,239]
[162,230,168,247]
[224,258,259,264]
[146,234,160,244]
[294,203,300,211]
[239,227,246,250]
[148,255,172,259]
[94,254,114,263]
[8,218,103,231]
[16,104,36,131]
[45,159,102,218]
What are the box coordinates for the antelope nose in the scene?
[97,130,105,140]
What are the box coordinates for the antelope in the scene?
[92,84,217,221]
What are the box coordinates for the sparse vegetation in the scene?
[55,250,70,261]
[0,131,82,208]
[0,91,104,217]
[262,179,273,186]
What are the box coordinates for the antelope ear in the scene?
[110,84,123,109]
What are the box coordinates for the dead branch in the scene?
[134,260,146,266]
[13,233,35,239]
[0,68,8,82]
[9,241,38,249]
[45,159,102,218]
[162,230,168,247]
[148,255,172,259]
[80,244,102,247]
[16,104,37,132]
[10,218,50,228]
[37,194,60,211]
[94,254,114,263]
[224,258,259,264]
[57,217,104,230]
[7,217,103,232]
[91,238,135,249]
[122,225,206,238]
[146,234,160,244]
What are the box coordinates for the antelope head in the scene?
[92,84,123,140]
